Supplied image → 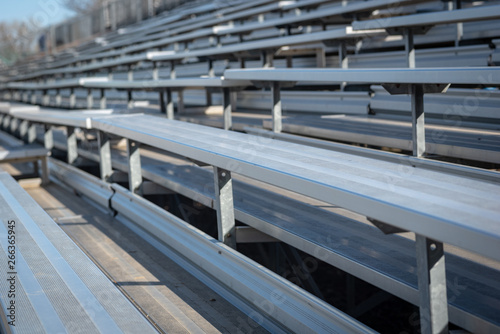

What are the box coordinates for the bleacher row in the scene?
[0,0,499,333]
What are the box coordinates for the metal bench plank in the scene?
[91,115,500,263]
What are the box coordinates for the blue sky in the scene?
[0,0,74,27]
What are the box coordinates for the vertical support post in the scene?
[415,235,448,334]
[42,90,49,106]
[213,166,236,248]
[271,82,282,133]
[128,65,133,81]
[27,122,36,144]
[170,61,176,79]
[127,90,134,109]
[159,90,166,114]
[177,90,184,114]
[69,88,76,108]
[206,59,215,106]
[208,59,215,77]
[108,68,113,80]
[100,89,107,109]
[127,139,142,194]
[166,88,174,119]
[338,41,348,90]
[44,125,54,150]
[87,88,93,109]
[98,131,113,182]
[405,28,415,68]
[152,61,159,80]
[3,116,11,132]
[411,84,425,157]
[222,88,232,131]
[316,47,326,68]
[19,120,28,141]
[10,118,19,136]
[56,88,62,107]
[261,50,274,68]
[66,126,78,164]
[286,56,293,68]
[41,156,50,185]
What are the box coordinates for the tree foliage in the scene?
[0,20,39,66]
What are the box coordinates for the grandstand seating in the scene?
[1,0,499,333]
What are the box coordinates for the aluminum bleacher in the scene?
[1,0,499,333]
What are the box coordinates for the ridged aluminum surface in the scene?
[0,171,157,334]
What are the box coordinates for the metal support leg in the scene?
[159,90,166,114]
[166,88,174,119]
[208,59,215,77]
[10,118,19,136]
[213,166,236,248]
[261,50,274,68]
[69,88,76,108]
[30,91,36,105]
[27,122,36,144]
[411,84,425,157]
[271,82,282,133]
[19,120,28,141]
[56,89,62,107]
[100,89,106,109]
[338,41,348,90]
[405,28,415,68]
[170,61,176,79]
[128,65,133,81]
[40,156,50,185]
[316,47,326,68]
[127,90,133,109]
[66,126,78,164]
[152,61,159,80]
[87,89,93,109]
[127,139,142,194]
[223,88,232,130]
[415,235,448,334]
[2,116,10,132]
[44,125,54,150]
[98,131,113,182]
[42,90,49,106]
[177,90,184,114]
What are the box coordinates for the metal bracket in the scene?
[223,87,232,130]
[235,226,279,243]
[415,235,449,334]
[368,218,408,234]
[66,126,78,164]
[142,181,175,195]
[213,166,236,249]
[386,26,432,36]
[97,131,113,182]
[250,81,297,89]
[127,139,142,195]
[382,83,450,95]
